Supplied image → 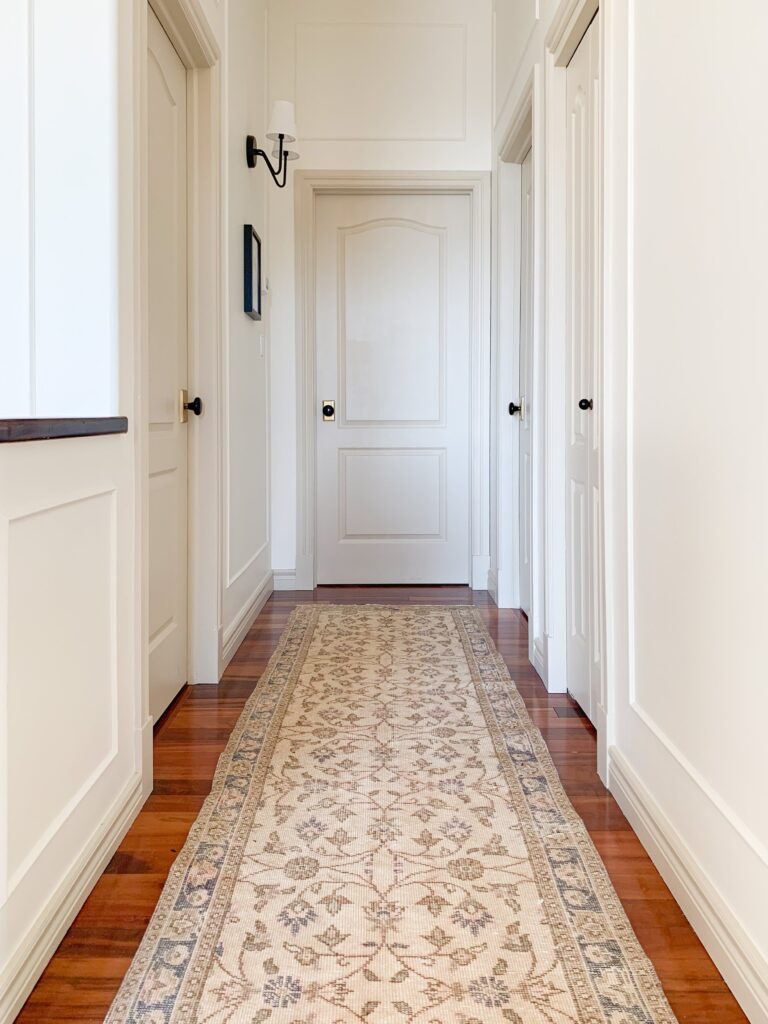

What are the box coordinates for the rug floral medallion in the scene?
[105,605,678,1024]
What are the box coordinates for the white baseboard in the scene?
[488,568,521,609]
[220,570,273,670]
[543,639,566,693]
[471,554,490,591]
[531,634,547,682]
[0,774,145,1024]
[141,715,154,799]
[273,569,298,591]
[594,702,608,786]
[609,748,768,1024]
[497,568,516,608]
[293,554,315,591]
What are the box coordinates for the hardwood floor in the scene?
[16,588,746,1022]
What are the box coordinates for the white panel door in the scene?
[519,148,534,616]
[147,8,189,721]
[316,193,471,584]
[565,15,602,723]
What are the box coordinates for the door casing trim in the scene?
[294,171,491,590]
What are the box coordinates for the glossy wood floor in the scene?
[17,589,746,1022]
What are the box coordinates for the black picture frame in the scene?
[244,224,262,320]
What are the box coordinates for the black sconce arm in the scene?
[246,133,288,188]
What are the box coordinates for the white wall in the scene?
[0,0,119,417]
[267,0,493,586]
[494,1,768,1019]
[219,0,273,665]
[610,2,768,1019]
[0,2,143,1020]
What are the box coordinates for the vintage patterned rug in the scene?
[106,604,677,1023]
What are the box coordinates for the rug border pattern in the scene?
[452,606,677,1023]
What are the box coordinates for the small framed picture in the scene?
[244,224,262,320]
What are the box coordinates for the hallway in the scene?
[2,0,768,1019]
[17,591,746,1023]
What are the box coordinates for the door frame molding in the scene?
[137,0,223,753]
[294,171,491,590]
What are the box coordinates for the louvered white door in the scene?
[565,15,602,724]
[315,193,471,584]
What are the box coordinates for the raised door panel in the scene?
[341,222,444,426]
[567,84,589,451]
[5,491,117,888]
[147,41,184,430]
[520,449,531,601]
[568,478,588,645]
[340,448,446,541]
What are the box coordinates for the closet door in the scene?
[565,15,602,724]
[519,148,534,616]
[147,7,189,721]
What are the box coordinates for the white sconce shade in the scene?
[272,144,300,161]
[266,100,297,143]
[246,99,300,186]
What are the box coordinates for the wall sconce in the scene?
[246,100,300,188]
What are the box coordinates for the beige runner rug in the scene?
[106,604,677,1023]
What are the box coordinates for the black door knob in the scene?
[185,396,203,416]
[578,398,593,411]
[322,404,335,418]
[509,401,521,416]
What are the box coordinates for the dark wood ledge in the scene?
[0,417,128,443]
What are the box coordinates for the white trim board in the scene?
[610,749,768,1024]
[0,776,143,1024]
[499,73,534,164]
[149,0,220,67]
[220,569,274,671]
[487,567,499,606]
[293,171,492,592]
[546,0,599,67]
[273,569,298,591]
